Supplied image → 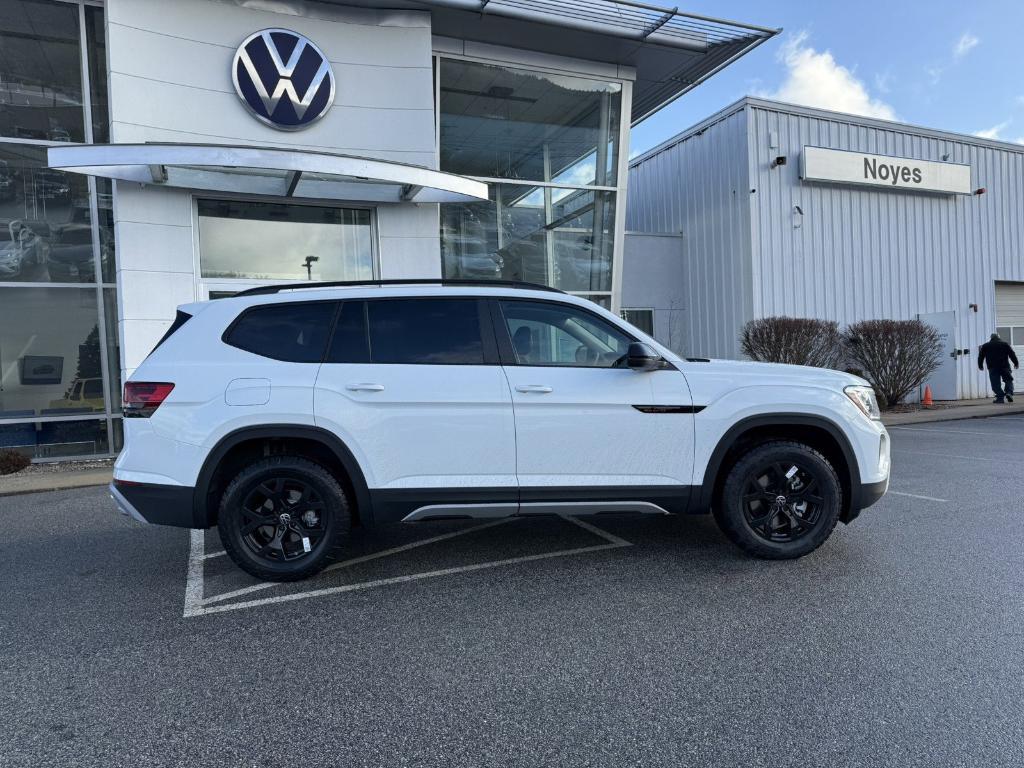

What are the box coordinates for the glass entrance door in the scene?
[196,199,376,298]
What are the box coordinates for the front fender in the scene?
[690,385,885,516]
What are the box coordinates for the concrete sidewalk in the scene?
[0,467,113,497]
[881,398,1024,425]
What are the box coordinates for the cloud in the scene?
[974,120,1011,140]
[954,32,979,60]
[874,71,892,94]
[761,32,897,120]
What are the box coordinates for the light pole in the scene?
[302,255,319,280]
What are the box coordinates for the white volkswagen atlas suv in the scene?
[111,281,889,581]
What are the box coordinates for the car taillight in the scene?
[123,382,174,418]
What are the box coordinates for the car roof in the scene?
[177,281,605,318]
[235,279,564,297]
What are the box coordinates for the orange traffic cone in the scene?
[922,385,934,407]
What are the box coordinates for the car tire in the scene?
[218,456,351,582]
[713,441,842,560]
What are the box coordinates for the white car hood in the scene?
[674,357,871,410]
[688,358,867,387]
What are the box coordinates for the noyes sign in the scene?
[801,146,971,195]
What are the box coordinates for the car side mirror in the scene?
[626,342,664,372]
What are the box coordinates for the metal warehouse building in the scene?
[623,96,1024,400]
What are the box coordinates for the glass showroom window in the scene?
[0,288,112,457]
[441,184,615,293]
[0,143,98,283]
[198,199,375,283]
[0,1,118,460]
[0,0,85,142]
[438,57,623,305]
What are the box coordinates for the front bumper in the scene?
[859,477,889,510]
[110,480,195,527]
[842,477,889,524]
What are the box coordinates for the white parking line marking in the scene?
[889,491,949,503]
[889,426,1017,436]
[202,550,226,560]
[200,518,512,607]
[566,514,632,547]
[182,529,206,618]
[184,516,631,618]
[895,450,1010,464]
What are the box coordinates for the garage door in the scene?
[995,283,1024,359]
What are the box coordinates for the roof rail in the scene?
[232,279,566,297]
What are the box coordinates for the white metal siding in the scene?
[625,107,753,358]
[627,97,1024,399]
[747,102,1024,399]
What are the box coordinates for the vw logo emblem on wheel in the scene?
[232,28,335,131]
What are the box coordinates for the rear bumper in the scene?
[110,480,195,528]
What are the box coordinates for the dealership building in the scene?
[0,0,776,459]
[624,96,1024,401]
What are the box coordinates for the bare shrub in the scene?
[842,319,944,406]
[740,316,843,368]
[0,449,30,476]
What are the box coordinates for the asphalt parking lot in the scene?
[3,416,1024,767]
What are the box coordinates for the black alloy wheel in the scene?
[740,461,824,543]
[239,477,328,563]
[218,456,350,581]
[714,440,842,560]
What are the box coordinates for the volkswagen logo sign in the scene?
[232,28,335,131]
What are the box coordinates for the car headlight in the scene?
[845,385,881,420]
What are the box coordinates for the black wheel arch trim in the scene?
[696,413,864,521]
[193,425,372,528]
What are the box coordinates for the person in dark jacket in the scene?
[978,333,1019,403]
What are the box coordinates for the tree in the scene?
[739,316,843,368]
[842,319,944,406]
[75,325,102,380]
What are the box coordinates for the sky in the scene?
[630,0,1024,157]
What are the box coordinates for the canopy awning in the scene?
[342,0,779,124]
[47,143,489,204]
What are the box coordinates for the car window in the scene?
[325,300,370,364]
[365,298,484,365]
[499,300,632,367]
[225,301,336,363]
[83,379,103,398]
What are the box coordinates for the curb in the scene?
[0,471,113,498]
[882,405,1024,426]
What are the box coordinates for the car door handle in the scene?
[346,383,385,392]
[515,384,553,393]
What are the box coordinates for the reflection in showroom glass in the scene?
[439,58,621,186]
[441,184,615,292]
[0,144,103,284]
[198,199,374,282]
[0,287,107,419]
[0,417,110,460]
[85,4,109,143]
[0,0,86,143]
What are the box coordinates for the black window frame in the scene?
[150,309,193,355]
[489,297,639,369]
[222,300,340,363]
[323,297,500,366]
